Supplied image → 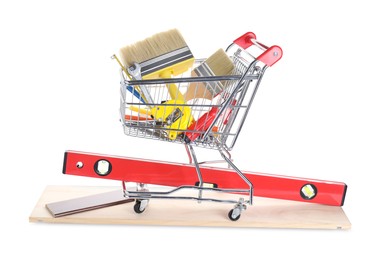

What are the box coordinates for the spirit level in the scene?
[63,150,347,206]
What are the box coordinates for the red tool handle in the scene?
[184,107,219,143]
[125,115,151,121]
[222,99,237,125]
[233,32,283,67]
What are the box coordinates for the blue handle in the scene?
[127,85,145,103]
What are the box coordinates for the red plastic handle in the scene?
[257,45,283,67]
[233,32,257,49]
[184,107,219,142]
[125,115,151,121]
[233,32,283,67]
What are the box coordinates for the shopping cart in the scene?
[118,32,283,220]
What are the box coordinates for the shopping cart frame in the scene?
[119,32,282,220]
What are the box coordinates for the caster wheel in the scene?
[228,208,241,221]
[133,200,146,214]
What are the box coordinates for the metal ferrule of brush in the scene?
[139,46,193,77]
[194,63,224,97]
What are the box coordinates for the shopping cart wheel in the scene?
[228,208,241,221]
[133,199,148,214]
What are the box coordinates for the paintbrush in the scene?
[119,29,195,139]
[120,28,193,100]
[183,48,234,101]
[120,29,194,80]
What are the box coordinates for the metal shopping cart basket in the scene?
[118,32,282,220]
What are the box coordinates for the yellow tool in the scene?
[119,29,195,139]
[129,105,152,117]
[150,99,193,140]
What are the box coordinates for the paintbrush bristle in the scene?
[204,48,234,76]
[120,29,188,68]
[184,49,235,101]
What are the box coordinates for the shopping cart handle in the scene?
[257,46,282,67]
[234,32,257,49]
[233,32,283,67]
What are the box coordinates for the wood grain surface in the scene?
[29,185,351,229]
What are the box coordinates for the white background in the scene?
[1,0,381,259]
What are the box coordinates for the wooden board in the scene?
[29,185,351,229]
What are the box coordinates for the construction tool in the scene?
[63,150,347,207]
[183,48,235,101]
[119,29,195,138]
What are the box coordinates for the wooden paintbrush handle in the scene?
[184,71,214,101]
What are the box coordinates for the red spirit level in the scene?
[63,150,347,206]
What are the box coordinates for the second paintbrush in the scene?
[183,48,235,101]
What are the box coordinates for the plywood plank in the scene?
[29,185,351,229]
